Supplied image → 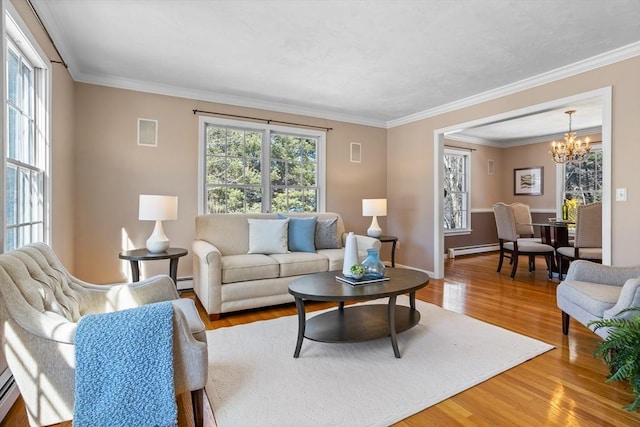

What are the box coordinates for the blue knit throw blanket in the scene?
[74,301,176,427]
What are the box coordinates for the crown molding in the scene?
[447,125,602,148]
[387,41,640,129]
[74,73,388,129]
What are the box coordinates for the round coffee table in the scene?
[288,268,429,358]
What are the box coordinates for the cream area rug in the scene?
[206,296,554,427]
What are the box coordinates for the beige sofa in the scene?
[192,212,380,319]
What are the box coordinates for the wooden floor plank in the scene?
[2,253,639,426]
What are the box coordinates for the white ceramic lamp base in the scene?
[146,220,170,253]
[367,216,382,237]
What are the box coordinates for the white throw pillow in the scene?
[247,218,290,254]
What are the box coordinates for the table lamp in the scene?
[139,195,178,253]
[362,198,387,237]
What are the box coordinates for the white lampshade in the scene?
[139,195,178,221]
[362,199,387,237]
[139,195,178,253]
[362,199,387,217]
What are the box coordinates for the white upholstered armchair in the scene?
[0,243,208,427]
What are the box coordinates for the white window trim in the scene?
[443,147,471,235]
[197,115,326,215]
[2,2,51,251]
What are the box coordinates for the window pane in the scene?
[5,228,16,252]
[5,166,17,226]
[19,169,31,223]
[8,50,19,105]
[8,106,19,161]
[22,64,33,116]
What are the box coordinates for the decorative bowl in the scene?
[349,264,365,279]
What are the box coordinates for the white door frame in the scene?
[432,87,612,279]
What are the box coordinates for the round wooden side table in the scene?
[119,247,188,286]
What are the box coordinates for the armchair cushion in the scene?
[557,280,620,318]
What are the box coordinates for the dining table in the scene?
[528,220,575,276]
[530,220,574,248]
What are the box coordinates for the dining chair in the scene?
[510,202,543,272]
[556,203,602,276]
[492,202,555,279]
[510,203,540,241]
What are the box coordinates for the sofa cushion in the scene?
[269,253,329,277]
[277,214,317,252]
[221,254,280,284]
[315,218,341,249]
[247,218,289,254]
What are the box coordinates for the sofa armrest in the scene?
[564,260,640,286]
[191,239,223,318]
[353,234,382,251]
[603,277,640,319]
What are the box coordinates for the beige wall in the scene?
[389,57,640,272]
[73,85,387,282]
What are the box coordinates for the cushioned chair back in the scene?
[493,202,518,242]
[511,203,535,236]
[0,243,88,322]
[574,203,602,248]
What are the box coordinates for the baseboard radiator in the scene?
[447,243,499,259]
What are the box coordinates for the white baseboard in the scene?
[447,244,499,259]
[177,277,193,291]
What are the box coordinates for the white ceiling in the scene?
[30,0,640,139]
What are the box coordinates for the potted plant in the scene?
[588,307,640,411]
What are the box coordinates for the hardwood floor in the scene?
[2,253,639,426]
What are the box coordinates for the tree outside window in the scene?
[203,121,322,213]
[562,145,602,222]
[443,149,470,232]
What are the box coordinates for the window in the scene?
[200,117,325,214]
[561,144,602,221]
[4,13,49,251]
[443,148,470,233]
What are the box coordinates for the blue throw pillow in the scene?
[277,214,317,252]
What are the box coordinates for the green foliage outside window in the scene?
[205,125,318,213]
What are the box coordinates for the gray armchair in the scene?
[557,260,640,338]
[0,243,208,427]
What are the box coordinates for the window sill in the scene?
[444,229,472,236]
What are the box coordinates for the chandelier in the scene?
[549,110,591,164]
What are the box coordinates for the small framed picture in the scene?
[514,166,543,196]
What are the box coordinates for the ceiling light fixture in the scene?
[549,110,591,164]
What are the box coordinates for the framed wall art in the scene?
[514,166,543,196]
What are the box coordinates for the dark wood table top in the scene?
[288,268,429,302]
[118,247,188,261]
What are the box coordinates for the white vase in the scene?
[342,232,359,276]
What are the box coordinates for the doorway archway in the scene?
[432,87,612,279]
